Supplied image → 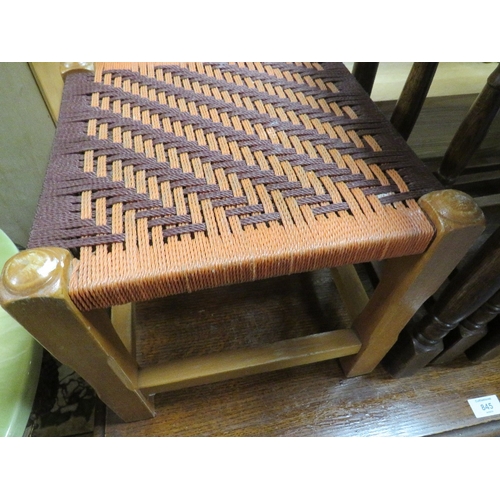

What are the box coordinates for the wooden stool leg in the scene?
[0,247,154,422]
[340,190,485,378]
[385,225,500,375]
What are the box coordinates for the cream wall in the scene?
[0,63,55,247]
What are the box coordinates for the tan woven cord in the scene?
[29,62,439,310]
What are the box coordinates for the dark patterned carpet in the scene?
[25,351,97,437]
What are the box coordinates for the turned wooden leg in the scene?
[384,224,500,375]
[340,189,485,378]
[0,247,154,422]
[466,316,500,363]
[433,288,500,365]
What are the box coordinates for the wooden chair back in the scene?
[372,63,500,376]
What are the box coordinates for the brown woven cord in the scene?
[29,62,440,311]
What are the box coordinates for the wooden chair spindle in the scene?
[437,63,500,186]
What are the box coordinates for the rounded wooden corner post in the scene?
[0,247,154,422]
[60,62,95,80]
[340,189,485,378]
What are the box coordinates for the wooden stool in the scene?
[0,62,485,422]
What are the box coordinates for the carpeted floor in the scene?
[25,351,96,437]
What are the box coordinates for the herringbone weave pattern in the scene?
[29,62,439,310]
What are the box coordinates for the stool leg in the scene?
[0,247,154,422]
[340,189,485,377]
[384,228,500,376]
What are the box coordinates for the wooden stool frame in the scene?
[0,189,484,422]
[0,62,487,422]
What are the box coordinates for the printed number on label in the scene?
[468,395,500,418]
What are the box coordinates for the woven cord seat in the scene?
[0,62,486,422]
[30,62,439,310]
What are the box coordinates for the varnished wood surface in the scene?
[466,316,500,363]
[438,64,500,185]
[390,62,438,140]
[434,234,500,364]
[102,91,500,436]
[380,93,500,208]
[138,329,361,394]
[104,268,500,436]
[343,190,484,378]
[0,248,154,421]
[105,349,500,437]
[351,62,379,95]
[377,94,500,164]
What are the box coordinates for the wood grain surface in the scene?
[105,351,500,437]
[104,89,500,436]
[104,268,500,436]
